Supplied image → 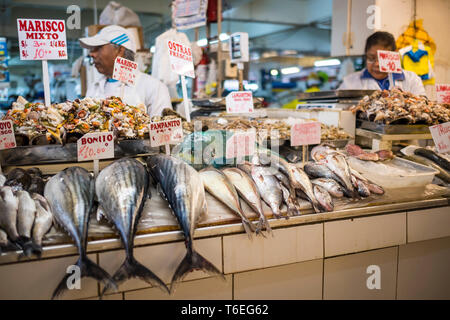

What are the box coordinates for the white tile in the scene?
[324,213,406,257]
[99,237,222,293]
[0,254,98,300]
[408,207,450,243]
[234,259,323,300]
[223,224,323,273]
[124,275,232,300]
[324,247,398,300]
[397,237,450,299]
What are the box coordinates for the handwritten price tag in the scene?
[17,19,67,60]
[77,132,114,162]
[377,50,402,74]
[112,56,138,86]
[429,122,450,154]
[149,118,183,147]
[226,91,254,114]
[226,130,256,159]
[290,121,321,146]
[167,40,195,78]
[436,84,450,104]
[0,120,17,150]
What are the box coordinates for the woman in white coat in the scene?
[339,31,426,96]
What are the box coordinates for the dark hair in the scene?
[111,43,135,61]
[364,31,396,53]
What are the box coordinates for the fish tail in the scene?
[170,248,225,294]
[30,242,43,259]
[17,237,34,258]
[241,217,255,240]
[52,255,117,300]
[105,256,168,295]
[259,215,273,237]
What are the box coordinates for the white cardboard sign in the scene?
[167,40,195,78]
[112,56,138,86]
[149,118,184,147]
[0,120,17,150]
[77,132,115,162]
[290,121,321,146]
[226,91,254,114]
[377,50,402,74]
[436,84,450,104]
[226,130,256,159]
[17,19,67,60]
[429,121,450,154]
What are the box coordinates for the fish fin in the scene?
[52,255,117,300]
[105,256,168,295]
[241,218,255,240]
[170,249,225,294]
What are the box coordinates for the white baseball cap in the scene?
[79,25,136,53]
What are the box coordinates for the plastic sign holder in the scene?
[377,50,402,90]
[17,19,68,106]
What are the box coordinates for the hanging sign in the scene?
[290,121,321,146]
[149,118,183,148]
[17,19,67,60]
[0,120,16,150]
[429,122,450,154]
[436,84,450,104]
[112,56,138,86]
[226,91,254,114]
[77,132,115,162]
[172,0,207,30]
[377,50,402,74]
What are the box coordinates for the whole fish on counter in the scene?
[31,193,54,257]
[96,158,168,294]
[323,154,358,198]
[351,175,371,198]
[45,167,117,299]
[287,165,321,213]
[5,168,32,191]
[313,185,334,212]
[349,169,385,195]
[16,190,36,257]
[414,148,450,171]
[0,228,8,253]
[311,178,344,198]
[199,167,256,239]
[147,155,224,293]
[0,174,6,187]
[222,168,272,235]
[0,186,20,245]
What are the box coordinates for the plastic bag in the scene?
[99,1,141,27]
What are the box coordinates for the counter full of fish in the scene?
[350,88,450,125]
[2,96,192,146]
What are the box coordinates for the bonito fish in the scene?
[0,186,20,245]
[45,167,117,299]
[16,190,36,257]
[31,193,54,257]
[200,168,256,239]
[222,168,271,235]
[96,158,168,294]
[147,155,224,293]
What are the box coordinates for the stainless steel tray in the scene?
[298,90,376,101]
[0,139,160,166]
[356,119,431,134]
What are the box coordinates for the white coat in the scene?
[85,71,172,117]
[338,69,426,96]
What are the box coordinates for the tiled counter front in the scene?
[0,204,449,300]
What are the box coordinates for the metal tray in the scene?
[356,119,431,134]
[0,139,160,166]
[298,90,376,101]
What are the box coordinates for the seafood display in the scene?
[45,167,116,299]
[95,158,168,294]
[350,88,450,125]
[147,155,224,293]
[346,144,394,162]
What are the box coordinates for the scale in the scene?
[296,90,375,110]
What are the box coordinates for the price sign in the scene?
[226,91,254,114]
[0,120,16,150]
[167,40,195,78]
[149,118,183,147]
[377,50,402,74]
[226,130,256,159]
[77,132,114,162]
[290,121,321,146]
[112,56,138,86]
[429,122,450,154]
[436,84,450,104]
[17,19,67,60]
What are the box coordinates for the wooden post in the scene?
[217,0,223,97]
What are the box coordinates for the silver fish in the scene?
[323,154,358,198]
[96,158,167,294]
[0,227,8,253]
[238,163,284,219]
[351,175,371,197]
[222,168,272,236]
[287,165,321,213]
[31,193,53,257]
[311,144,337,162]
[45,167,116,299]
[147,155,224,293]
[280,183,301,216]
[16,190,36,257]
[350,169,384,195]
[311,178,344,198]
[313,185,334,212]
[200,167,256,239]
[0,174,6,187]
[0,186,20,244]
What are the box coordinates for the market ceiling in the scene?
[0,0,332,61]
